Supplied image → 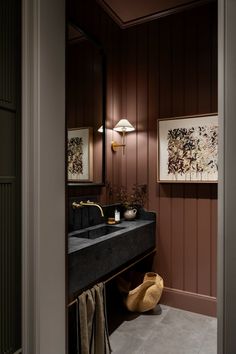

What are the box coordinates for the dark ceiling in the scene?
[97,0,203,27]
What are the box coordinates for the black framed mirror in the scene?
[66,22,106,186]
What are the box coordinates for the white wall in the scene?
[22,0,66,353]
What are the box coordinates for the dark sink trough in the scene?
[70,224,126,240]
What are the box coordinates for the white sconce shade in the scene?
[111,118,135,153]
[113,119,135,132]
[98,125,103,133]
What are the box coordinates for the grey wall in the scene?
[22,0,66,353]
[218,0,236,353]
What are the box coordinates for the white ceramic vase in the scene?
[124,208,137,221]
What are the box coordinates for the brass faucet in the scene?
[72,200,104,217]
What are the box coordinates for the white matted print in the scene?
[158,115,218,182]
[68,127,93,182]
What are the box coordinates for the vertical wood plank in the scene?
[211,3,218,113]
[171,184,184,289]
[136,25,148,184]
[159,17,172,118]
[121,29,128,187]
[103,14,114,197]
[148,22,160,274]
[111,26,123,198]
[158,185,172,287]
[158,18,172,286]
[137,24,148,186]
[184,185,198,293]
[172,13,185,117]
[148,21,159,212]
[126,27,137,190]
[184,8,198,115]
[197,5,212,113]
[197,184,212,295]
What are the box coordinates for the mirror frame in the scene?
[66,21,106,187]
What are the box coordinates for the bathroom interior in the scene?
[0,0,218,352]
[66,0,217,353]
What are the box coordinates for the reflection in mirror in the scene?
[66,23,105,185]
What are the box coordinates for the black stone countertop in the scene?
[68,219,154,254]
[68,215,156,297]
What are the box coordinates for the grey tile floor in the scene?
[109,305,217,354]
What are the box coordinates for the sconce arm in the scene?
[111,141,126,152]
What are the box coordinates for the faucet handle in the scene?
[72,201,82,209]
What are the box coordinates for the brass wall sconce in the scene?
[111,119,135,153]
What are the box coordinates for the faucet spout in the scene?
[72,200,104,217]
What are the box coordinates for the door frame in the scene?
[22,0,66,353]
[21,0,236,353]
[218,0,236,353]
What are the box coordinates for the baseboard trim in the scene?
[161,287,216,317]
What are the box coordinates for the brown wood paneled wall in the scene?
[114,2,218,315]
[68,0,217,315]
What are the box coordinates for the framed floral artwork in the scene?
[158,114,218,183]
[67,127,93,182]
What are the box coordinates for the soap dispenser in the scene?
[114,209,120,223]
